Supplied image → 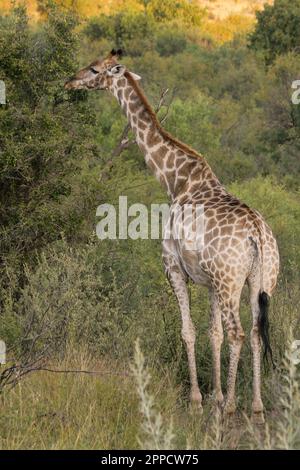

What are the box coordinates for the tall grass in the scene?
[1,238,299,449]
[131,339,175,450]
[2,332,298,450]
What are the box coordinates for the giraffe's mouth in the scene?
[64,80,74,90]
[64,78,82,90]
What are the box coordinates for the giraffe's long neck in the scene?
[110,72,218,201]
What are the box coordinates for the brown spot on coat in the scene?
[147,128,162,147]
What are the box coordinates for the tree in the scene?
[84,11,155,56]
[0,3,100,273]
[147,0,204,26]
[249,0,300,64]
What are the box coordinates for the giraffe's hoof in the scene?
[214,392,224,409]
[189,401,203,415]
[251,411,265,425]
[223,402,236,418]
[190,390,203,414]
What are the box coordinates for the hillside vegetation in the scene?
[0,0,274,42]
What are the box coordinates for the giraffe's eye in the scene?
[90,68,98,75]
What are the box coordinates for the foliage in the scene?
[84,11,155,55]
[0,3,101,282]
[203,14,254,44]
[146,0,204,26]
[155,29,187,57]
[249,0,300,64]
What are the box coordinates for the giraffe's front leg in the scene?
[162,244,202,411]
[248,278,265,425]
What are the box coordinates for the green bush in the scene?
[0,4,101,277]
[84,12,155,56]
[249,0,300,64]
[155,30,187,56]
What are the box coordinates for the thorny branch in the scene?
[0,363,130,392]
[0,299,72,393]
[19,367,130,378]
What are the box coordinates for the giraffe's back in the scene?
[170,187,279,295]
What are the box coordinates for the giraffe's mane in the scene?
[124,71,203,161]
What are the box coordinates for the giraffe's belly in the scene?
[175,240,212,286]
[163,202,254,287]
[174,235,253,288]
[163,206,212,285]
[183,261,211,286]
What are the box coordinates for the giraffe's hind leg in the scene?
[218,288,245,417]
[247,272,265,424]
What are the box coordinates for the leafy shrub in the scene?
[84,11,155,55]
[249,0,300,64]
[147,0,204,26]
[0,4,101,279]
[155,30,187,57]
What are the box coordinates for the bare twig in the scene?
[154,88,169,114]
[0,361,131,392]
[0,362,131,393]
[0,298,74,393]
[23,367,131,377]
[111,122,132,158]
[160,88,176,125]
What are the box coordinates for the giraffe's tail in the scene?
[258,291,275,368]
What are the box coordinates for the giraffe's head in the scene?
[64,49,140,91]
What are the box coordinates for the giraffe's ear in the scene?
[107,64,126,77]
[129,72,141,81]
[110,48,123,58]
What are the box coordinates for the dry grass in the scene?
[198,0,274,42]
[0,347,182,450]
[199,0,273,21]
[0,0,273,20]
[0,352,140,449]
[1,333,300,450]
[0,239,298,450]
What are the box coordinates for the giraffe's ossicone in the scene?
[65,50,280,424]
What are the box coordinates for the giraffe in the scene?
[65,49,280,423]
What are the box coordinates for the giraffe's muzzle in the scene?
[64,78,79,90]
